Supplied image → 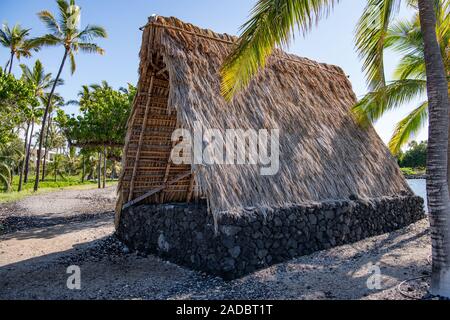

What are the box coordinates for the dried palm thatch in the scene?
[116,15,411,225]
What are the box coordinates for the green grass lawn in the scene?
[0,175,118,204]
[400,167,426,176]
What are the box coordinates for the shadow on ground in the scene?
[0,211,114,236]
[0,217,113,241]
[0,219,431,300]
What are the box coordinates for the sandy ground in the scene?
[0,187,432,300]
[0,187,116,234]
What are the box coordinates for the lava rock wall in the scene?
[117,196,425,279]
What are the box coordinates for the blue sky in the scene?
[0,0,427,144]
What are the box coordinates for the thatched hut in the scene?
[116,16,425,279]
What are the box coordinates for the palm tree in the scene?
[0,138,23,191]
[18,60,63,190]
[418,0,450,298]
[221,0,450,298]
[0,153,13,192]
[40,93,64,181]
[19,106,41,187]
[352,4,449,155]
[32,0,107,191]
[0,23,39,74]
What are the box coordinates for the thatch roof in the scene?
[117,15,411,218]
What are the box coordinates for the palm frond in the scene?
[37,10,62,36]
[388,100,428,155]
[352,78,427,125]
[0,162,11,191]
[56,0,70,31]
[77,25,107,42]
[355,0,401,90]
[220,0,338,101]
[19,63,33,80]
[385,15,423,55]
[0,26,11,47]
[66,99,80,105]
[51,77,65,87]
[69,50,76,74]
[31,34,62,48]
[394,53,426,79]
[76,42,105,55]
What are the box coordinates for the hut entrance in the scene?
[120,63,196,210]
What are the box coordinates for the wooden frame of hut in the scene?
[116,16,425,279]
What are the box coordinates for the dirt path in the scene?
[0,187,116,234]
[0,187,433,300]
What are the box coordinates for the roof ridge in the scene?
[141,16,346,77]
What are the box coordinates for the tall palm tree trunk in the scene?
[418,0,450,298]
[42,116,53,182]
[111,160,116,180]
[97,151,101,189]
[34,49,68,192]
[18,122,30,192]
[8,51,14,74]
[4,59,10,73]
[81,155,85,183]
[103,146,107,189]
[448,127,450,196]
[24,120,34,183]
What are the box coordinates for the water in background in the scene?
[407,179,427,212]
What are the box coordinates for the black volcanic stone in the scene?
[117,196,425,280]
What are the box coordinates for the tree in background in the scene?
[398,141,428,168]
[0,23,40,74]
[40,93,65,181]
[57,82,135,188]
[32,0,107,192]
[18,60,63,189]
[0,69,37,145]
[0,136,23,191]
[353,2,449,155]
[20,103,42,187]
[46,154,66,182]
[0,70,38,191]
[63,82,135,148]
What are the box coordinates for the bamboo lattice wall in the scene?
[119,56,197,207]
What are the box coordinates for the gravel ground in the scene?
[0,187,435,300]
[0,187,116,234]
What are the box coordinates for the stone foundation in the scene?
[117,196,425,279]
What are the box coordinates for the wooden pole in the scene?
[128,72,155,202]
[123,171,193,210]
[186,172,196,203]
[18,122,30,192]
[81,155,85,183]
[97,151,101,189]
[159,140,177,203]
[103,146,107,189]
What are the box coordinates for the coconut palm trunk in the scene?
[18,121,30,192]
[4,59,10,73]
[103,147,107,189]
[8,51,14,74]
[42,116,53,181]
[81,155,85,183]
[97,151,101,189]
[418,0,450,298]
[34,49,68,191]
[24,120,34,183]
